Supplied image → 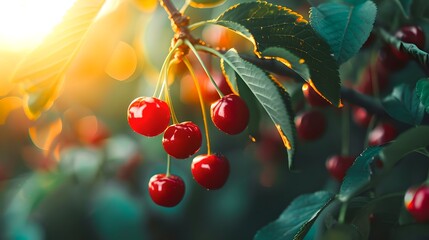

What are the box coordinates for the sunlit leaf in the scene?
[221,58,238,94]
[132,0,158,12]
[10,0,106,119]
[0,97,22,124]
[213,1,341,106]
[309,1,377,64]
[105,41,137,81]
[382,84,425,125]
[222,49,296,168]
[255,191,335,240]
[416,78,429,113]
[339,146,383,202]
[379,126,429,169]
[190,0,226,8]
[29,117,63,151]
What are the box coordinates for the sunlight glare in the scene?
[0,0,76,51]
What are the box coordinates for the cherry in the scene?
[211,94,249,135]
[295,110,326,140]
[162,121,202,159]
[325,155,356,181]
[191,154,229,190]
[302,83,330,107]
[127,97,170,137]
[390,25,426,62]
[405,185,429,222]
[148,174,185,207]
[368,122,397,146]
[356,65,389,95]
[352,106,373,128]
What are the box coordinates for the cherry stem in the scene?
[154,40,183,98]
[180,0,191,13]
[363,115,377,149]
[166,154,171,177]
[338,202,348,224]
[185,40,224,98]
[164,60,180,124]
[183,57,212,155]
[341,104,350,156]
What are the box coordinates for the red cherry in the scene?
[162,121,202,159]
[325,155,355,181]
[390,25,426,61]
[368,122,397,146]
[405,185,429,222]
[191,154,229,190]
[302,83,330,107]
[352,106,373,128]
[357,65,389,95]
[295,110,326,140]
[148,174,185,207]
[211,94,249,135]
[127,97,170,137]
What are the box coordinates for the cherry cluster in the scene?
[127,93,249,207]
[294,25,426,183]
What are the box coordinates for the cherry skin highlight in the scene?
[127,97,170,137]
[405,185,429,222]
[368,122,397,146]
[325,155,356,181]
[162,121,202,159]
[148,174,185,207]
[295,110,326,140]
[211,94,249,135]
[191,154,230,190]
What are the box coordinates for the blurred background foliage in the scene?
[0,0,428,239]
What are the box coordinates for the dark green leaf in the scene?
[339,146,383,202]
[382,84,425,125]
[255,191,335,240]
[222,49,296,168]
[213,1,341,106]
[310,1,377,64]
[379,29,429,70]
[262,47,311,82]
[237,77,261,140]
[416,78,429,113]
[321,224,360,240]
[379,126,429,169]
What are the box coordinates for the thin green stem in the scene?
[363,115,377,149]
[164,60,179,124]
[338,202,348,223]
[180,0,191,13]
[342,104,350,156]
[184,40,224,98]
[188,20,212,31]
[166,154,171,177]
[184,57,212,155]
[153,40,183,98]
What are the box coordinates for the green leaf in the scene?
[339,146,383,202]
[416,78,429,113]
[10,0,105,120]
[255,191,335,240]
[379,126,429,169]
[410,0,429,20]
[379,29,429,70]
[382,84,425,125]
[310,1,377,64]
[213,1,341,106]
[237,77,261,140]
[221,58,239,93]
[262,47,311,82]
[222,49,296,168]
